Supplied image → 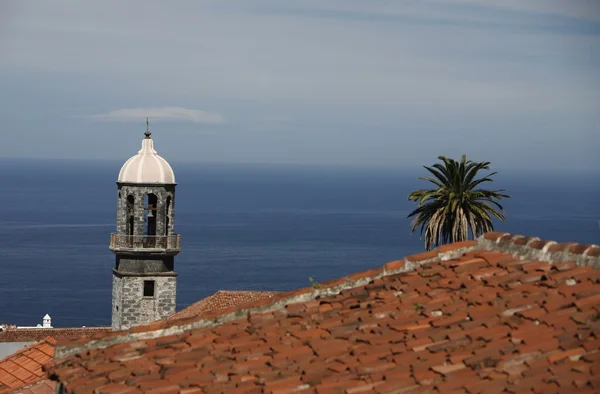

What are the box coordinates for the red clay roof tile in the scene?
[166,290,279,322]
[382,259,404,273]
[569,243,596,255]
[513,236,540,246]
[8,379,55,394]
[587,246,600,257]
[405,250,437,263]
[529,239,553,250]
[482,232,510,241]
[0,338,57,394]
[42,233,600,394]
[548,242,578,252]
[436,239,477,253]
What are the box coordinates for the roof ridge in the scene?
[215,290,277,294]
[479,232,599,267]
[1,327,109,332]
[0,327,112,344]
[50,232,600,360]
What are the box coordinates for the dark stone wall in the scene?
[115,255,175,273]
[111,274,122,330]
[111,273,177,331]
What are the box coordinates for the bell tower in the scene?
[109,120,180,330]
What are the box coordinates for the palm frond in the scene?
[407,155,510,250]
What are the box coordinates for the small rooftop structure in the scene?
[44,233,600,393]
[117,120,175,184]
[41,315,51,329]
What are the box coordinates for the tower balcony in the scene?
[109,233,181,254]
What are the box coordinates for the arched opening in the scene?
[126,195,135,236]
[144,194,158,236]
[165,196,172,236]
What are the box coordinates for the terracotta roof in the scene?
[167,290,279,321]
[0,338,56,394]
[46,233,600,393]
[9,379,55,394]
[0,328,111,343]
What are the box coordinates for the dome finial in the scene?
[144,117,151,138]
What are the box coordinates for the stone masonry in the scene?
[111,183,180,331]
[116,184,176,237]
[112,274,177,331]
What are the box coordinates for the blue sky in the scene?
[1,0,599,170]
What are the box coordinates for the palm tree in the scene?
[407,155,509,251]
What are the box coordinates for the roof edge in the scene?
[116,181,177,187]
[11,378,56,393]
[0,336,56,364]
[50,232,600,360]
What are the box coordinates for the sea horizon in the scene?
[0,158,598,327]
[1,156,599,175]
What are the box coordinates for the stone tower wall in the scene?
[112,273,177,330]
[111,274,122,330]
[112,182,178,331]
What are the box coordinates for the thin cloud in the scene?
[89,107,225,124]
[437,0,600,22]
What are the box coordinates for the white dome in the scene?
[118,133,175,184]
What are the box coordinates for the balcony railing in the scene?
[109,233,181,253]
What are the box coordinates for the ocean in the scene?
[0,158,598,327]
